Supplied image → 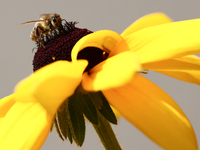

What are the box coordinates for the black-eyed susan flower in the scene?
[0,12,200,150]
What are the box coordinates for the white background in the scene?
[0,0,200,149]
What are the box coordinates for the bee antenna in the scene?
[17,20,44,26]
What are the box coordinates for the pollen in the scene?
[52,56,56,60]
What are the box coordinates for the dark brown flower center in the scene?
[33,25,108,72]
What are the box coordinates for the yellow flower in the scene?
[0,12,200,150]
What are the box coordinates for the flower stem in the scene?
[92,111,122,150]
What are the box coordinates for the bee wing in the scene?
[17,20,44,26]
[39,14,52,20]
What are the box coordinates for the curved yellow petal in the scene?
[123,19,200,64]
[82,51,141,91]
[103,74,198,150]
[71,30,122,62]
[0,94,16,125]
[121,12,172,38]
[143,55,200,85]
[15,60,88,116]
[0,101,52,150]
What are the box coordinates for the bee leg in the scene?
[51,30,57,38]
[46,34,50,41]
[62,19,76,31]
[55,24,64,35]
[35,26,45,47]
[32,47,37,53]
[38,33,45,48]
[60,26,65,35]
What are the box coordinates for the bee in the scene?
[17,13,63,47]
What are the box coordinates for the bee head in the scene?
[51,14,62,28]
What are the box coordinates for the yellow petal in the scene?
[71,30,122,62]
[123,19,200,64]
[121,12,172,38]
[82,51,141,91]
[103,74,198,150]
[143,55,200,85]
[0,101,52,150]
[0,94,16,125]
[15,60,88,116]
[110,105,121,119]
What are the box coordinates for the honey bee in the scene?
[17,13,63,47]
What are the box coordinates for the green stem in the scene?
[92,111,122,150]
